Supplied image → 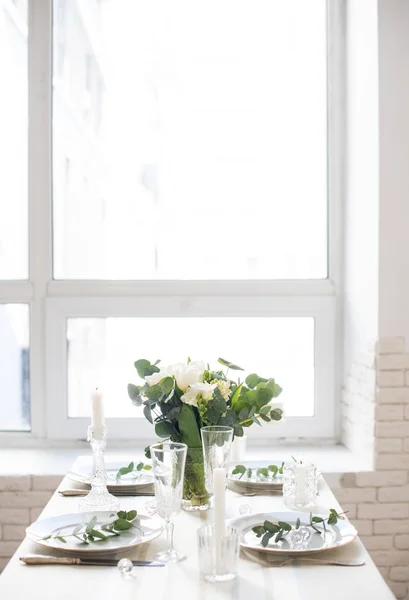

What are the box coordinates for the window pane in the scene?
[67,317,314,419]
[0,1,28,279]
[53,0,327,280]
[0,304,30,430]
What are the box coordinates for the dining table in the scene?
[0,456,395,600]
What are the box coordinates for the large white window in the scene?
[0,0,342,442]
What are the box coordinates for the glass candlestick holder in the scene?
[78,425,120,512]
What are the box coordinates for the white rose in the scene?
[145,367,170,387]
[181,382,216,407]
[171,360,206,392]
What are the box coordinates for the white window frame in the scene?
[0,0,344,445]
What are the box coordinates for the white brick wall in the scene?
[335,337,409,599]
[0,474,62,574]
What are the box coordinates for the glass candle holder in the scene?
[201,426,233,496]
[78,426,120,512]
[197,524,239,582]
[282,459,317,509]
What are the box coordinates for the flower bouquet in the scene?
[128,357,283,510]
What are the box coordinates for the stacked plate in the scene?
[67,460,154,496]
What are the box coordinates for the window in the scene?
[0,304,30,431]
[0,0,28,279]
[53,0,328,281]
[0,0,342,441]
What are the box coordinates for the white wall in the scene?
[341,0,379,455]
[343,0,379,367]
[378,0,409,343]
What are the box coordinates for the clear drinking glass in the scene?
[201,426,233,496]
[150,441,187,563]
[197,524,239,582]
[282,459,317,509]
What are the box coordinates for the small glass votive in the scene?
[197,524,239,583]
[282,459,317,509]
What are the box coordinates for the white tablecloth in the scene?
[0,462,394,600]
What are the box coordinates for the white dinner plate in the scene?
[67,459,154,490]
[26,512,163,556]
[230,511,357,556]
[228,460,284,489]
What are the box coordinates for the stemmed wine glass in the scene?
[150,441,187,563]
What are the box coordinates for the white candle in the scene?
[213,467,226,572]
[295,460,309,504]
[230,435,247,462]
[91,389,105,439]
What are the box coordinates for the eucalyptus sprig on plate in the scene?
[252,508,347,547]
[232,463,284,481]
[41,510,139,545]
[115,461,152,480]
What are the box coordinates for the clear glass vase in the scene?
[182,447,210,511]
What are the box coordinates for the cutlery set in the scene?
[58,488,154,497]
[20,555,164,567]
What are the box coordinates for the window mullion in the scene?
[28,0,52,437]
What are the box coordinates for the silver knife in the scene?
[20,554,164,567]
[58,489,154,497]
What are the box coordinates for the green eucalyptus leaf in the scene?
[259,414,271,422]
[238,407,250,420]
[259,405,271,416]
[144,445,152,460]
[312,516,324,523]
[218,358,244,371]
[295,518,301,529]
[126,510,137,521]
[252,525,266,537]
[270,408,283,421]
[245,374,267,389]
[86,516,98,533]
[232,423,244,437]
[232,464,246,476]
[143,403,153,424]
[155,420,174,438]
[90,529,107,540]
[113,519,133,531]
[278,521,292,531]
[261,532,273,547]
[278,462,284,474]
[268,464,278,477]
[257,467,269,478]
[56,536,67,543]
[136,462,144,471]
[275,531,284,543]
[263,521,280,534]
[128,384,142,405]
[327,514,337,525]
[134,359,160,379]
[143,464,152,470]
[160,376,174,396]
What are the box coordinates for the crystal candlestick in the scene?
[78,426,120,512]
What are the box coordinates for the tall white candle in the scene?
[91,388,105,439]
[230,435,247,462]
[213,467,226,572]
